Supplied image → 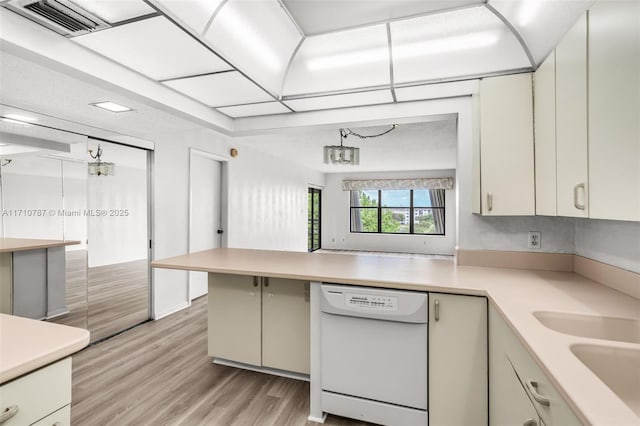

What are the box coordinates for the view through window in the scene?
[308,188,321,251]
[350,189,445,235]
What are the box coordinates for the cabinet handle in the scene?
[487,192,493,212]
[434,299,440,322]
[263,277,269,288]
[523,419,537,426]
[526,380,550,406]
[573,183,586,210]
[253,277,258,287]
[0,405,19,423]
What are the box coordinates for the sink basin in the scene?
[534,311,640,344]
[571,344,640,417]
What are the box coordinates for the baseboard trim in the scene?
[574,255,640,300]
[153,301,190,320]
[455,249,574,272]
[307,413,328,423]
[213,358,310,382]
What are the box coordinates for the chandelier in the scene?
[323,125,397,165]
[88,144,115,176]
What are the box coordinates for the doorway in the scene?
[308,187,321,252]
[189,149,223,300]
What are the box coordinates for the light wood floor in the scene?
[49,250,150,343]
[72,297,372,426]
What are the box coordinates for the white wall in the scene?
[226,144,324,252]
[322,170,457,255]
[575,219,640,273]
[152,128,324,319]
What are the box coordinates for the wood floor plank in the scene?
[71,297,372,426]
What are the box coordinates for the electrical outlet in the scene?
[528,231,541,249]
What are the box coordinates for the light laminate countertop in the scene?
[0,314,90,384]
[153,248,640,426]
[0,238,80,253]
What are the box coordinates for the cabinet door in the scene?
[480,74,535,215]
[429,293,487,426]
[492,357,541,426]
[556,13,588,217]
[208,273,261,366]
[262,278,310,374]
[588,0,640,221]
[534,52,558,216]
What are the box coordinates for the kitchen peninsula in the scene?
[152,248,640,426]
[0,238,80,319]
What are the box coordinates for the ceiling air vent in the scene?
[4,0,110,36]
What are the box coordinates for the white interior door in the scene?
[189,151,222,300]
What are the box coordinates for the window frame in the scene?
[349,189,445,236]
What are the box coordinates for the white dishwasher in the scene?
[320,283,429,426]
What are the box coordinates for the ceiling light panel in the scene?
[284,90,393,112]
[73,16,231,81]
[283,25,390,96]
[205,0,302,95]
[217,102,290,118]
[164,71,274,107]
[390,6,530,84]
[282,0,482,35]
[488,0,593,64]
[150,0,225,34]
[69,0,155,23]
[395,80,479,102]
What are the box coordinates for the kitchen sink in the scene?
[571,344,640,417]
[534,311,640,344]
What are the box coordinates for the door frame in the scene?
[187,148,228,302]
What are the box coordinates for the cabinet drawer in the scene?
[0,358,71,426]
[31,405,70,426]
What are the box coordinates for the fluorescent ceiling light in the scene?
[213,6,282,71]
[91,101,133,113]
[517,0,544,27]
[4,113,38,122]
[307,30,500,71]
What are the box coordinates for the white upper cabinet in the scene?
[533,51,557,216]
[588,0,640,221]
[555,14,588,218]
[478,73,535,216]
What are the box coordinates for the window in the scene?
[308,188,321,251]
[350,189,445,235]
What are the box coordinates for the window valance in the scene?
[342,177,454,191]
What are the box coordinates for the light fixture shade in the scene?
[323,145,359,165]
[88,161,115,176]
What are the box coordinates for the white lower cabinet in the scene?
[489,305,581,426]
[429,293,488,426]
[208,273,310,374]
[0,358,71,426]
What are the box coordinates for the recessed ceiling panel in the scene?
[395,80,479,101]
[164,71,274,106]
[73,16,231,81]
[282,0,482,35]
[284,90,393,112]
[283,24,390,96]
[488,0,593,64]
[391,6,531,84]
[205,0,302,95]
[70,0,155,23]
[217,102,290,118]
[152,0,225,34]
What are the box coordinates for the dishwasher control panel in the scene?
[344,293,398,311]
